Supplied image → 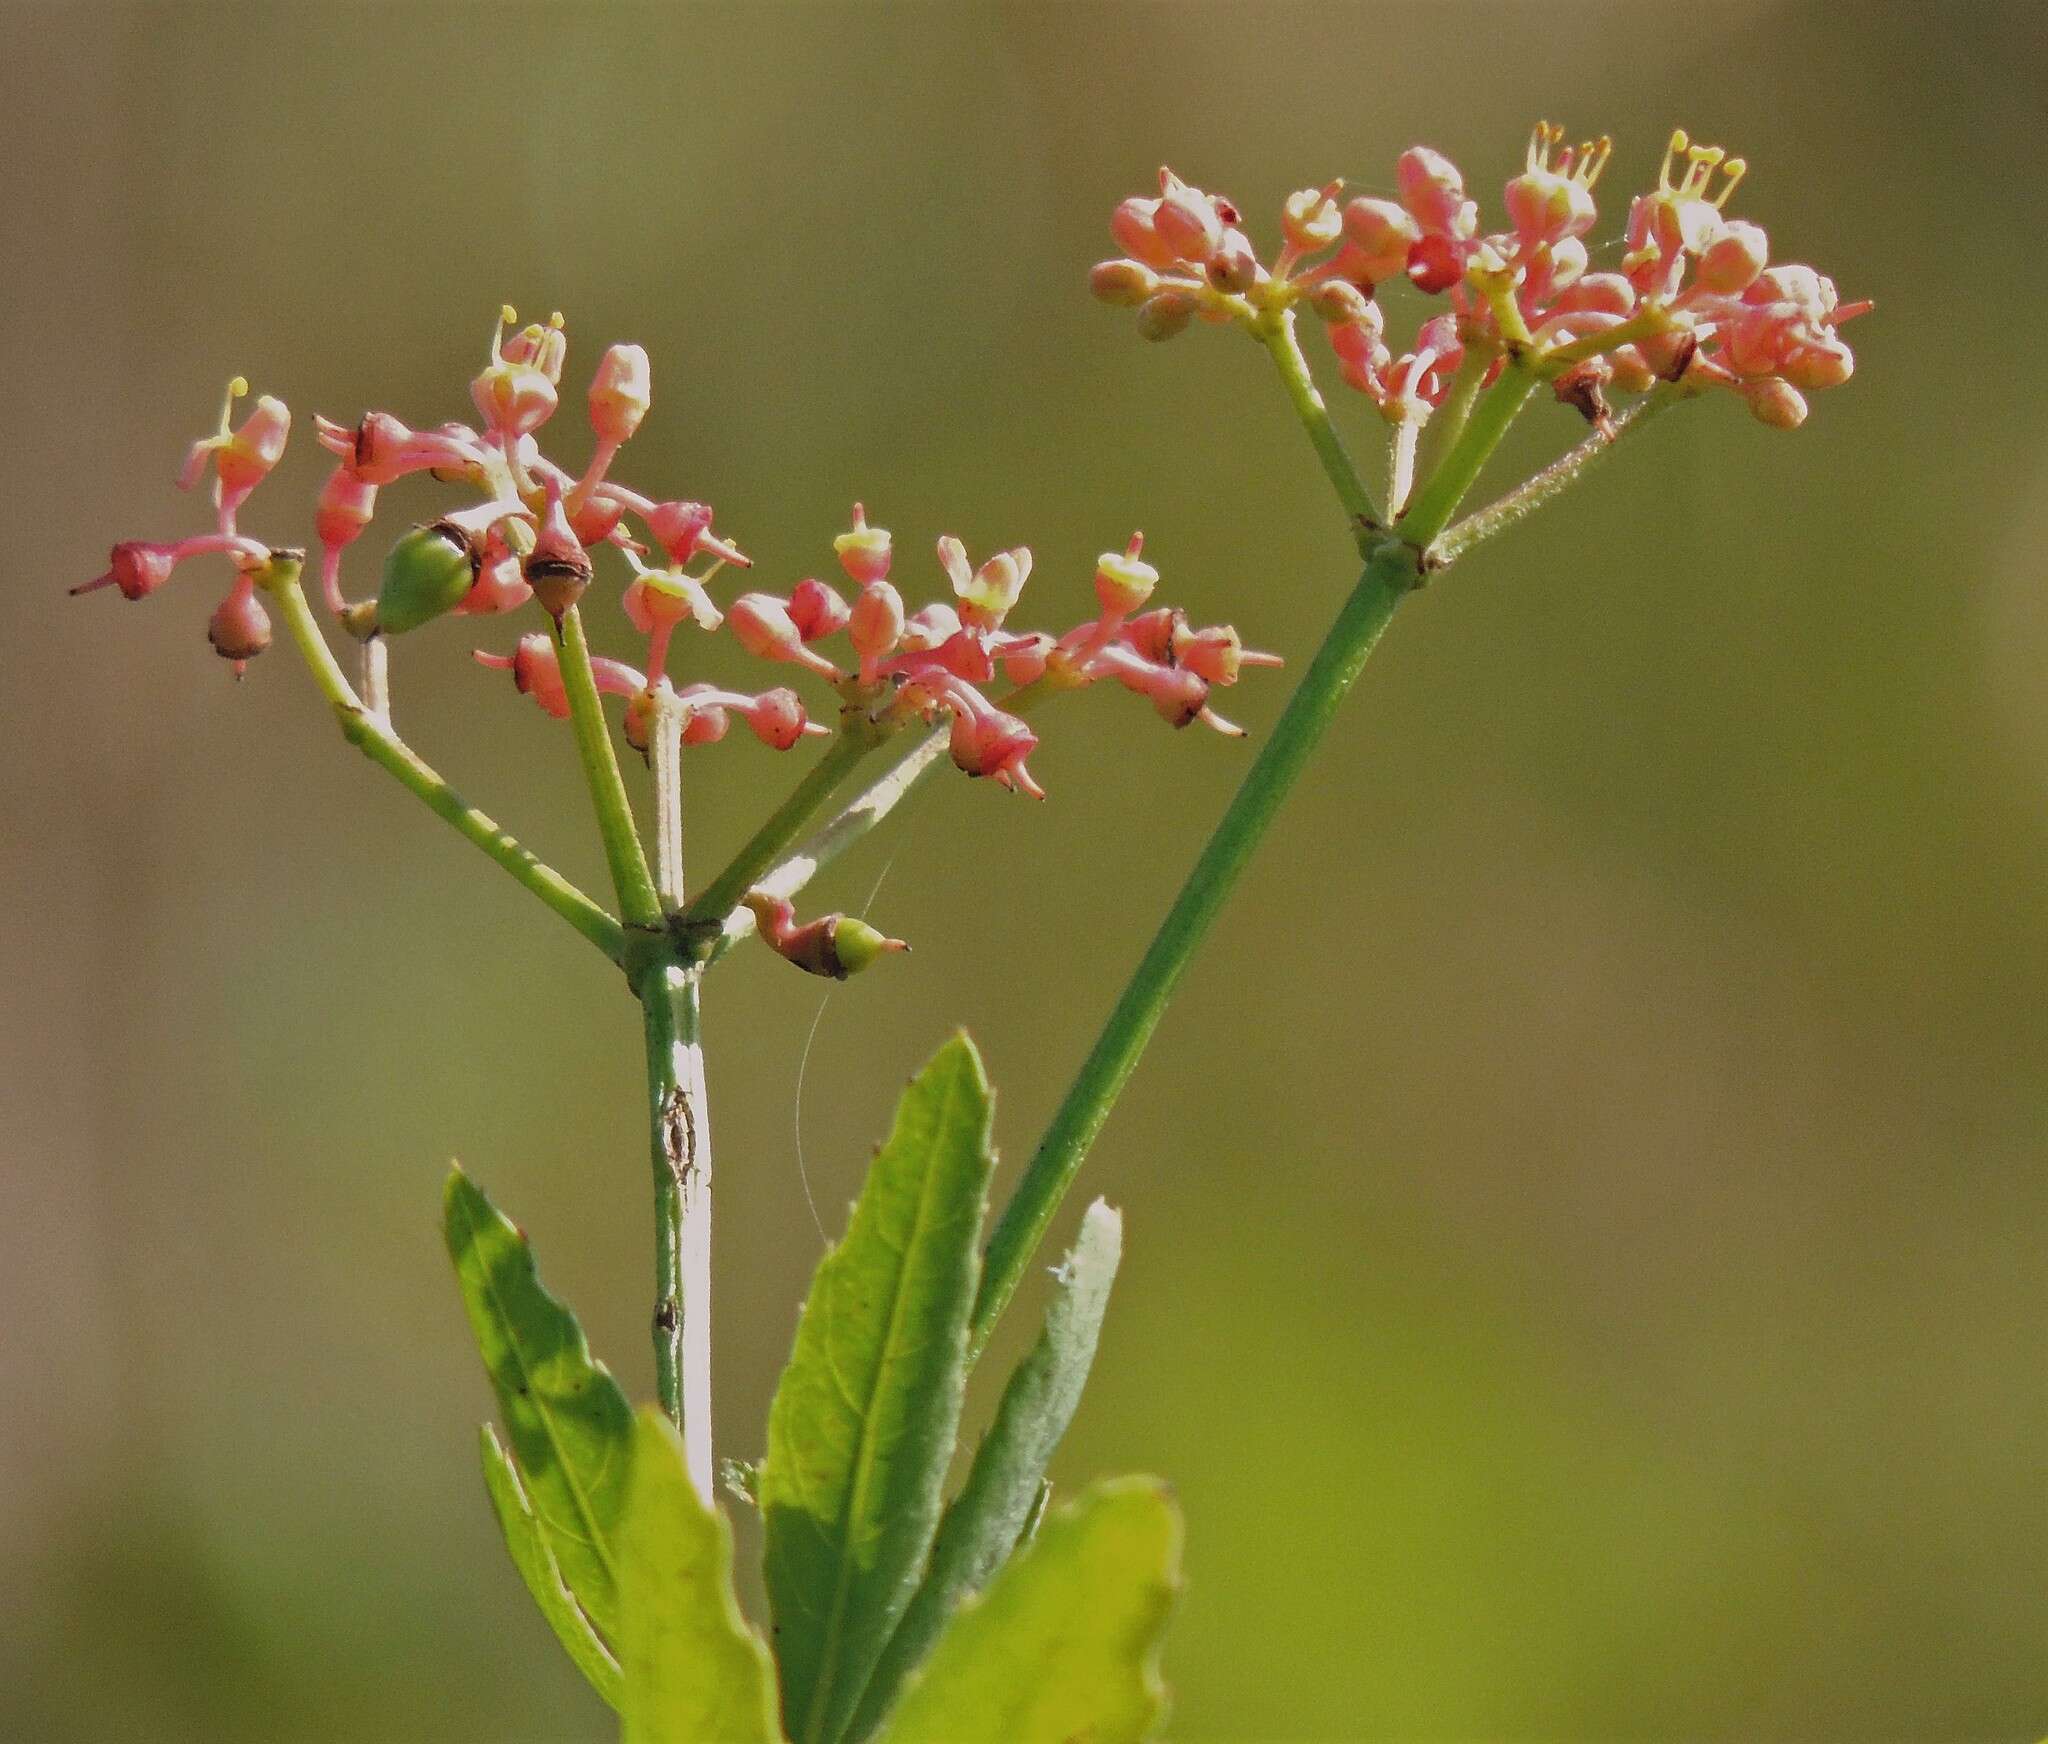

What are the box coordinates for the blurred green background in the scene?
[4,2,2042,1738]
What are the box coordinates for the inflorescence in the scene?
[72,306,1277,807]
[1093,124,1869,443]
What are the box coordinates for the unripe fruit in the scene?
[375,523,477,635]
[207,587,272,665]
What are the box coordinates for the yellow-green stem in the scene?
[262,560,625,962]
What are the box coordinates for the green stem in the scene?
[639,951,714,1498]
[1434,384,1685,566]
[261,559,625,962]
[705,726,949,966]
[968,535,1420,1360]
[553,604,662,929]
[1392,362,1542,551]
[681,728,879,943]
[1413,345,1494,492]
[1254,307,1383,544]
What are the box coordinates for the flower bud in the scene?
[1502,168,1596,248]
[1205,231,1260,294]
[1778,337,1854,391]
[737,687,812,750]
[1395,146,1475,237]
[945,540,1031,626]
[728,593,805,661]
[1337,198,1421,286]
[1109,197,1178,270]
[1135,289,1197,342]
[728,593,841,678]
[849,579,905,660]
[788,577,850,642]
[1094,535,1158,618]
[1696,220,1769,295]
[1737,377,1808,430]
[1405,232,1464,295]
[833,502,893,585]
[1153,170,1223,263]
[1309,280,1374,325]
[588,342,652,445]
[375,522,478,635]
[1282,184,1344,252]
[1090,259,1160,308]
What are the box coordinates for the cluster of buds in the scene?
[702,508,1278,798]
[1093,124,1867,436]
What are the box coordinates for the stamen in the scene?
[219,375,249,433]
[1574,135,1613,187]
[1659,129,1690,193]
[490,305,516,364]
[1713,157,1748,208]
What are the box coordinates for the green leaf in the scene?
[848,1199,1124,1741]
[479,1424,625,1711]
[618,1409,782,1744]
[867,1476,1181,1744]
[760,1033,996,1744]
[444,1165,635,1641]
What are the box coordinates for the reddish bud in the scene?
[849,579,905,661]
[788,577,851,641]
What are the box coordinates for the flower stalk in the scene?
[260,556,626,962]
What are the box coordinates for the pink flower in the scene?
[71,533,266,601]
[471,307,564,440]
[178,378,290,530]
[833,503,892,585]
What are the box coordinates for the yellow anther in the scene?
[1573,135,1613,187]
[499,304,518,325]
[226,375,248,400]
[1659,129,1690,192]
[547,310,565,329]
[1714,158,1748,208]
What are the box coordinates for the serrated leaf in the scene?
[867,1476,1181,1744]
[618,1410,782,1744]
[760,1034,996,1744]
[445,1166,635,1641]
[848,1199,1123,1740]
[480,1424,625,1711]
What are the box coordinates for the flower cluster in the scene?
[76,310,1277,802]
[700,515,1277,797]
[1093,124,1868,435]
[70,377,292,673]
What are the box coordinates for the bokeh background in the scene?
[4,2,2043,1738]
